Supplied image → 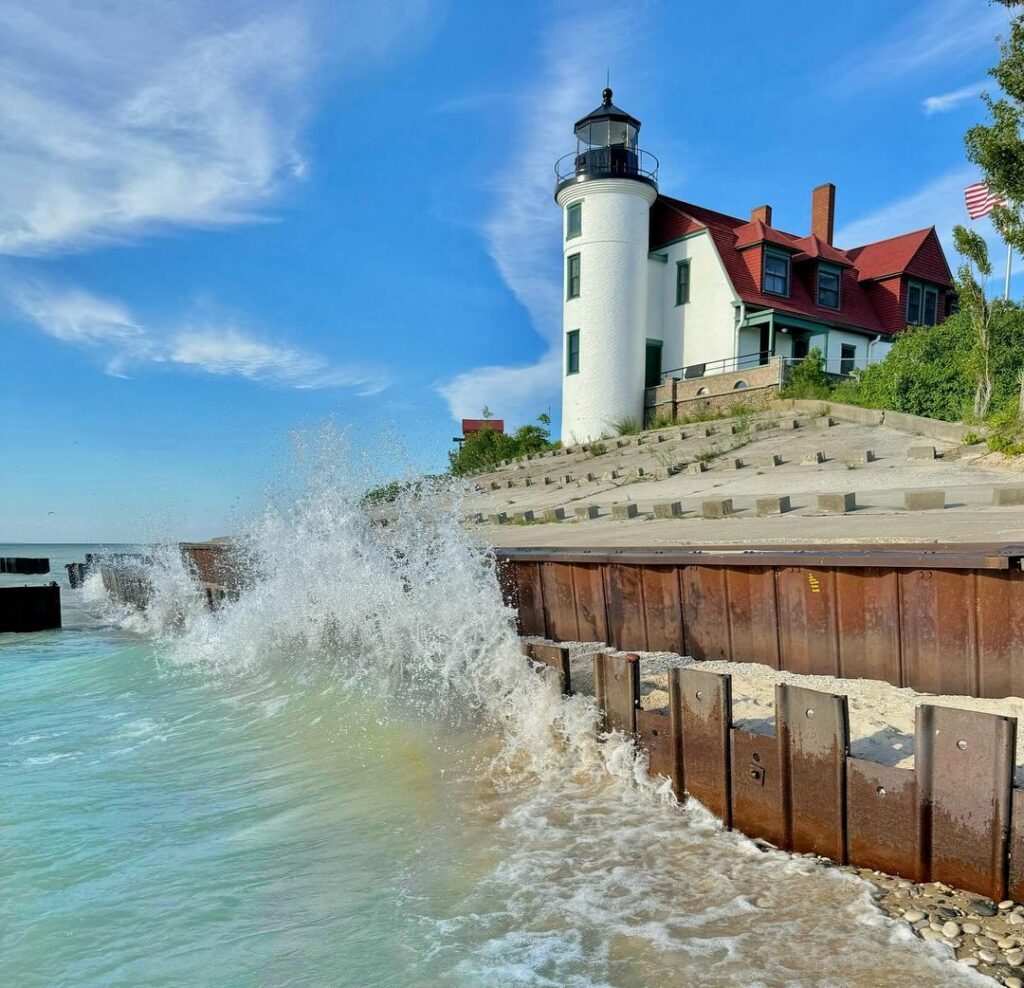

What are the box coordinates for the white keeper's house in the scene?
[556,88,956,443]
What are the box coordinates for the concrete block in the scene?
[782,419,800,429]
[506,479,516,488]
[907,446,936,460]
[817,492,856,513]
[758,454,782,467]
[469,512,484,524]
[489,512,507,524]
[728,458,745,469]
[524,477,534,487]
[757,496,791,516]
[586,472,598,482]
[679,430,690,440]
[701,498,734,519]
[575,505,600,520]
[905,490,945,511]
[603,470,620,482]
[490,481,501,491]
[653,501,683,519]
[637,435,648,445]
[701,426,714,437]
[994,486,1024,506]
[612,503,639,520]
[811,416,835,429]
[635,467,647,478]
[544,476,555,485]
[544,507,566,522]
[514,510,535,523]
[687,461,708,474]
[617,438,633,448]
[562,474,574,484]
[802,451,825,464]
[656,434,669,443]
[526,454,535,461]
[856,449,876,463]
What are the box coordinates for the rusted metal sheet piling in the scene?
[575,650,1024,902]
[497,544,1024,699]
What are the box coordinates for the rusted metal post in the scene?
[679,668,733,826]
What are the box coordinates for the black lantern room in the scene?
[555,88,658,196]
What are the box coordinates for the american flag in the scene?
[964,181,1006,220]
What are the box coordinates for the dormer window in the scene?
[763,249,790,296]
[817,263,841,309]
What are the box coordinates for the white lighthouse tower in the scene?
[556,88,658,443]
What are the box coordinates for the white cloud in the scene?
[0,0,440,255]
[5,279,390,393]
[923,80,988,114]
[435,7,643,426]
[7,281,144,345]
[833,0,1006,92]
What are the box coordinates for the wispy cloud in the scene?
[5,279,390,393]
[923,80,989,114]
[435,7,644,425]
[833,0,1006,93]
[0,0,440,256]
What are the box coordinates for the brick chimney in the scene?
[750,204,772,226]
[811,183,835,245]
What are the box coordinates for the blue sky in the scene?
[0,0,1014,542]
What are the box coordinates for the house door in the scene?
[759,325,771,364]
[645,339,663,388]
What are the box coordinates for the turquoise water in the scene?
[0,538,985,987]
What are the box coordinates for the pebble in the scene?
[903,910,926,924]
[929,921,944,932]
[962,922,982,935]
[1006,950,1024,966]
[942,921,962,938]
[920,929,943,942]
[1006,979,1023,988]
[999,937,1018,949]
[1011,913,1024,926]
[961,956,980,967]
[1001,901,1016,911]
[978,949,999,964]
[973,900,999,917]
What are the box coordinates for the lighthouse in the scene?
[555,88,658,443]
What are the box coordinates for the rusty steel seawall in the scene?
[499,544,1024,700]
[523,644,1024,903]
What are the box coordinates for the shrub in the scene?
[588,441,607,457]
[613,417,642,436]
[448,413,555,476]
[780,347,832,400]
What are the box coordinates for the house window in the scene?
[566,253,581,299]
[923,287,938,326]
[675,259,691,305]
[840,343,856,376]
[907,283,922,323]
[763,249,790,296]
[566,330,580,375]
[818,264,841,309]
[566,203,582,240]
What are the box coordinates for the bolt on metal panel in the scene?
[526,642,572,694]
[846,759,924,882]
[640,566,684,653]
[730,729,786,849]
[637,707,681,797]
[917,704,1016,900]
[679,668,733,826]
[594,651,640,735]
[778,683,849,861]
[540,562,579,643]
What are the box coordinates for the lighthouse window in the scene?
[675,259,691,305]
[566,203,582,240]
[566,253,581,299]
[566,330,580,375]
[763,249,790,297]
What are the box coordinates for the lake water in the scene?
[0,513,985,986]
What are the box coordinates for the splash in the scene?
[117,437,612,783]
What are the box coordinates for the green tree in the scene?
[953,224,998,417]
[965,2,1024,252]
[779,347,832,400]
[447,412,555,476]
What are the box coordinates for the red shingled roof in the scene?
[650,195,953,335]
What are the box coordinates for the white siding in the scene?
[825,329,872,374]
[646,230,738,376]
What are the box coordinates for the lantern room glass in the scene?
[574,118,638,150]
